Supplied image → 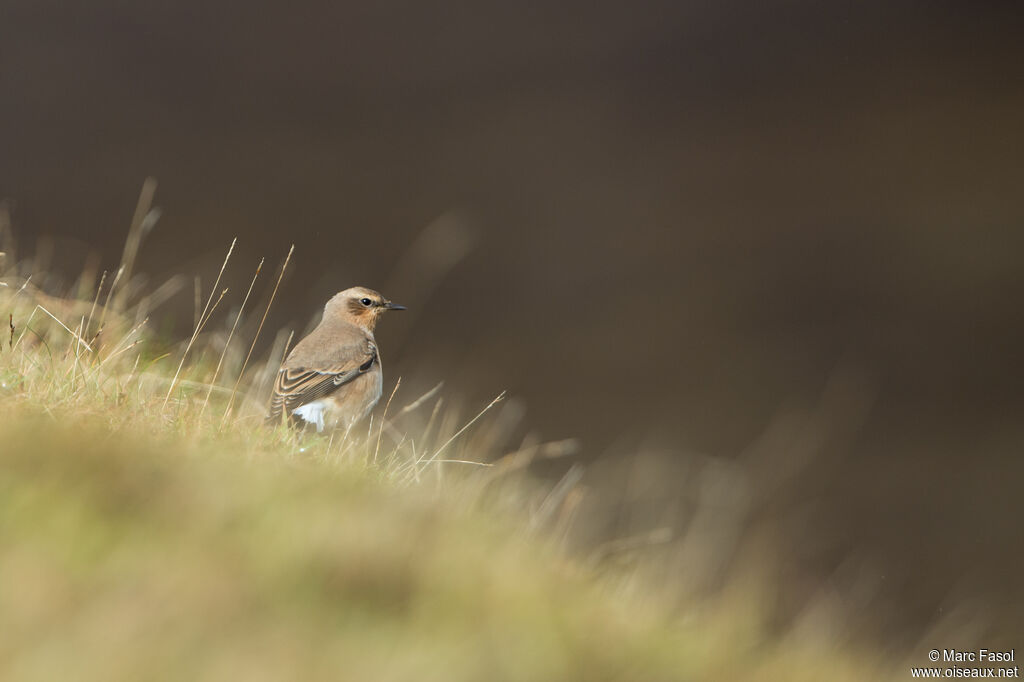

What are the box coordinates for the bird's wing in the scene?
[267,343,377,421]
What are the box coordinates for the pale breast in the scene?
[322,365,383,430]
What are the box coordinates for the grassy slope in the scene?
[0,284,893,681]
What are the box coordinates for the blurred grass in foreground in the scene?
[0,209,896,681]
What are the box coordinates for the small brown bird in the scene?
[268,286,405,432]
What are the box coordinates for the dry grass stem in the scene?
[417,391,505,473]
[224,244,293,423]
[164,238,236,406]
[33,304,94,353]
[198,258,264,420]
[373,377,401,463]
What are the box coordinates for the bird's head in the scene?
[325,286,406,331]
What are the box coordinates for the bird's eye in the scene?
[360,298,373,307]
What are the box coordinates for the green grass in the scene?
[0,251,897,680]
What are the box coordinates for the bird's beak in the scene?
[383,301,407,311]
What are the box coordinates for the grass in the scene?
[0,214,900,680]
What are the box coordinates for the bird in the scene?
[267,286,405,432]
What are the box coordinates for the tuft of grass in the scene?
[0,221,900,680]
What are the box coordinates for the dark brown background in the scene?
[3,0,1023,642]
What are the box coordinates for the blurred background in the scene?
[3,0,1023,646]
